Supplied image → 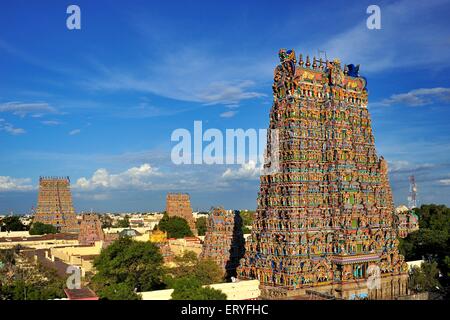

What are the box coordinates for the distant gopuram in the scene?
[165,193,196,233]
[200,207,245,278]
[395,205,419,238]
[34,176,79,233]
[237,49,409,299]
[78,213,105,245]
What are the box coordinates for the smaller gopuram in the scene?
[78,214,105,245]
[395,205,419,238]
[165,193,196,233]
[200,207,245,278]
[34,176,79,233]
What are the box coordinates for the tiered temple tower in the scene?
[165,193,196,233]
[237,49,409,299]
[34,177,79,233]
[78,213,105,245]
[200,207,245,278]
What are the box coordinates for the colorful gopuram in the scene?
[78,214,105,245]
[165,193,196,233]
[34,177,79,233]
[200,208,245,278]
[237,49,409,299]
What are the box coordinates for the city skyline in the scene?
[1,0,450,213]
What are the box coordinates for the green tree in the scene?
[0,216,26,232]
[196,217,208,236]
[240,210,255,233]
[0,249,66,300]
[240,210,255,226]
[29,222,57,235]
[0,279,66,300]
[165,251,224,286]
[242,226,251,234]
[194,258,224,285]
[115,216,130,228]
[96,283,141,300]
[170,276,226,300]
[0,247,17,265]
[399,204,450,298]
[158,213,193,238]
[168,251,198,279]
[101,216,113,229]
[92,237,165,297]
[409,261,440,293]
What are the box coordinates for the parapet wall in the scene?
[139,280,261,300]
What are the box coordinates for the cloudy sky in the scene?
[1,0,449,213]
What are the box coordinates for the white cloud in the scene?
[0,176,34,192]
[304,0,450,73]
[373,87,450,107]
[199,81,265,105]
[82,47,267,105]
[41,120,62,126]
[74,163,161,191]
[0,118,26,135]
[0,101,57,117]
[388,160,435,173]
[69,129,81,135]
[220,110,238,118]
[222,160,262,180]
[74,193,111,201]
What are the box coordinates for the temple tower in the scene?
[165,193,196,233]
[78,213,105,245]
[34,176,79,233]
[237,49,409,299]
[200,207,245,278]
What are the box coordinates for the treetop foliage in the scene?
[158,213,193,239]
[0,216,26,232]
[170,276,226,300]
[29,222,57,235]
[91,237,165,299]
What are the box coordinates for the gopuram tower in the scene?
[33,177,79,233]
[165,193,197,234]
[200,207,245,278]
[237,49,409,299]
[78,213,105,245]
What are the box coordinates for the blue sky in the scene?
[0,0,449,213]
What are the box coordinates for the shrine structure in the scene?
[237,49,409,299]
[200,207,245,278]
[395,205,419,238]
[165,193,196,233]
[78,213,105,245]
[34,177,79,233]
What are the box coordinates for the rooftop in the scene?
[64,287,99,300]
